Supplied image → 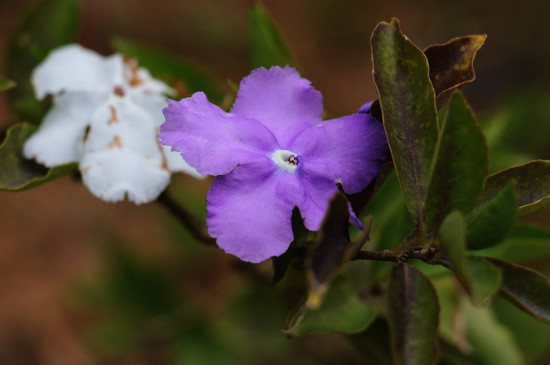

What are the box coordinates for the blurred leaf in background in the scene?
[6,0,80,124]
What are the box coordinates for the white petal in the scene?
[162,145,205,178]
[79,101,170,204]
[23,92,106,166]
[130,94,169,126]
[32,44,123,99]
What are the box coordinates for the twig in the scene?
[157,192,216,246]
[352,245,439,263]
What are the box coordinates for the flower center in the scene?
[272,149,299,173]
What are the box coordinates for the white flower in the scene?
[24,44,203,204]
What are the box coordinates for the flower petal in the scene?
[230,66,323,147]
[292,112,389,194]
[32,44,123,99]
[162,145,204,178]
[206,158,300,263]
[294,165,362,231]
[80,101,170,204]
[23,92,106,166]
[159,92,279,176]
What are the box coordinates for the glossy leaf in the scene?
[480,160,550,215]
[487,258,550,323]
[111,37,225,102]
[0,75,16,91]
[0,123,76,191]
[424,35,486,107]
[466,183,518,250]
[388,263,439,365]
[371,18,438,233]
[307,192,363,308]
[7,0,80,123]
[284,276,375,337]
[426,91,488,231]
[248,3,294,69]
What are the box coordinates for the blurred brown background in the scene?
[1,0,550,364]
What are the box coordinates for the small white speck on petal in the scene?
[79,101,170,204]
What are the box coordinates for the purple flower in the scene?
[159,66,388,263]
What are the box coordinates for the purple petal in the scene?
[206,157,301,263]
[230,66,323,147]
[159,92,279,176]
[296,166,363,231]
[291,112,389,194]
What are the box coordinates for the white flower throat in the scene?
[272,149,299,173]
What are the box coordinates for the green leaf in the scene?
[424,35,486,108]
[426,91,488,231]
[480,160,550,215]
[465,256,501,305]
[306,192,363,308]
[465,304,524,365]
[466,183,518,250]
[0,123,77,191]
[388,263,439,365]
[248,3,294,69]
[438,212,501,305]
[497,223,550,263]
[486,258,550,323]
[111,37,225,102]
[0,75,16,91]
[493,297,550,363]
[363,172,415,287]
[371,18,439,234]
[7,0,80,123]
[439,211,471,289]
[284,276,375,337]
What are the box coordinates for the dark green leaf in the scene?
[348,160,394,218]
[7,0,80,123]
[284,276,375,337]
[0,75,16,91]
[480,160,550,215]
[307,192,364,308]
[248,3,294,69]
[426,91,488,231]
[487,258,550,323]
[347,317,392,365]
[111,37,225,102]
[424,35,486,108]
[0,123,77,191]
[371,18,439,234]
[388,263,439,365]
[466,183,517,250]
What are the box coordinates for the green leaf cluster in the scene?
[284,17,550,365]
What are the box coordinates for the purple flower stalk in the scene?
[159,66,388,263]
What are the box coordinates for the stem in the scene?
[157,192,216,246]
[352,245,438,263]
